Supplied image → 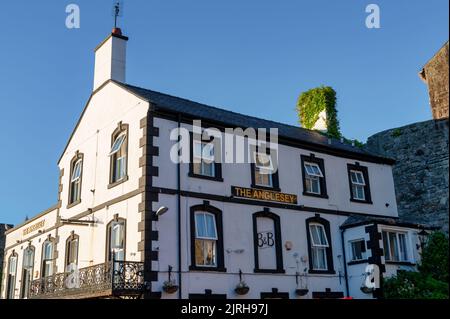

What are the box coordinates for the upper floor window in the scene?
[6,252,18,299]
[347,163,372,204]
[251,149,279,190]
[309,223,329,270]
[68,152,83,207]
[194,212,218,267]
[21,246,35,299]
[349,239,366,262]
[189,133,223,181]
[109,123,128,186]
[306,216,335,274]
[382,230,409,262]
[301,154,328,198]
[189,203,225,271]
[41,239,54,277]
[65,233,79,270]
[106,217,126,263]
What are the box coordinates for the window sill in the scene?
[250,184,281,192]
[188,172,224,182]
[189,265,227,272]
[347,259,368,266]
[308,269,336,275]
[385,261,416,266]
[349,198,373,205]
[302,192,329,199]
[66,199,81,209]
[254,268,285,274]
[108,175,129,189]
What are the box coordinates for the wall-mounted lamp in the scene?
[155,206,169,217]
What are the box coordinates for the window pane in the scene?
[398,233,408,261]
[310,225,320,246]
[305,164,315,176]
[111,223,124,249]
[195,239,217,267]
[205,214,217,239]
[71,160,82,181]
[9,257,17,274]
[255,167,273,187]
[317,226,328,246]
[351,240,365,260]
[382,231,390,260]
[44,242,53,260]
[312,177,320,194]
[202,143,214,161]
[389,232,399,261]
[201,162,215,177]
[195,213,207,238]
[312,247,327,270]
[110,134,126,155]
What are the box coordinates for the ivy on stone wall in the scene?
[296,86,341,138]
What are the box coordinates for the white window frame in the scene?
[304,162,323,195]
[42,241,54,277]
[309,223,329,271]
[350,170,366,200]
[194,212,218,267]
[193,140,216,177]
[254,152,274,187]
[109,133,126,156]
[349,239,366,261]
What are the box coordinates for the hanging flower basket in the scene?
[163,280,179,294]
[235,282,250,295]
[295,288,309,296]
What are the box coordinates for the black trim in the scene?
[146,107,396,165]
[301,154,328,198]
[312,289,344,299]
[347,163,372,204]
[305,215,335,274]
[347,259,368,266]
[250,147,280,191]
[189,289,227,299]
[189,132,223,181]
[260,288,289,299]
[365,224,385,299]
[189,203,226,272]
[150,186,400,220]
[252,210,285,273]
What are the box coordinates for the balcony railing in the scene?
[29,261,144,299]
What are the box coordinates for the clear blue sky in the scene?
[0,0,448,226]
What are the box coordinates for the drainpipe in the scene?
[340,228,350,297]
[177,114,182,299]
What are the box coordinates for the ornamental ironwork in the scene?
[29,261,144,299]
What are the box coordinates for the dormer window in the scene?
[68,152,83,207]
[109,123,129,187]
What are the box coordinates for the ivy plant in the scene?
[296,86,341,138]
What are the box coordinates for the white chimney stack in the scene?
[93,28,128,91]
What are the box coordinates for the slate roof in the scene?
[340,214,435,230]
[115,81,395,164]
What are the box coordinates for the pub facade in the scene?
[1,29,430,299]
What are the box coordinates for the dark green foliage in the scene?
[296,86,341,138]
[383,231,449,299]
[419,232,449,282]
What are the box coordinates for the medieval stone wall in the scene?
[420,42,449,120]
[366,119,449,232]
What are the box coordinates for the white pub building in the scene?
[1,29,431,299]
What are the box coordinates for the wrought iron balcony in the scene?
[29,261,144,299]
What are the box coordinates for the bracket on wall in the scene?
[60,219,97,226]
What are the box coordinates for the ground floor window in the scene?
[382,230,409,262]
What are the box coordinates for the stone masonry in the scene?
[419,42,449,120]
[366,119,449,232]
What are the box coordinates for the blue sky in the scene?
[0,0,448,226]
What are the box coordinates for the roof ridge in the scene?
[123,82,338,140]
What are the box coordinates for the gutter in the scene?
[340,228,350,297]
[177,114,182,299]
